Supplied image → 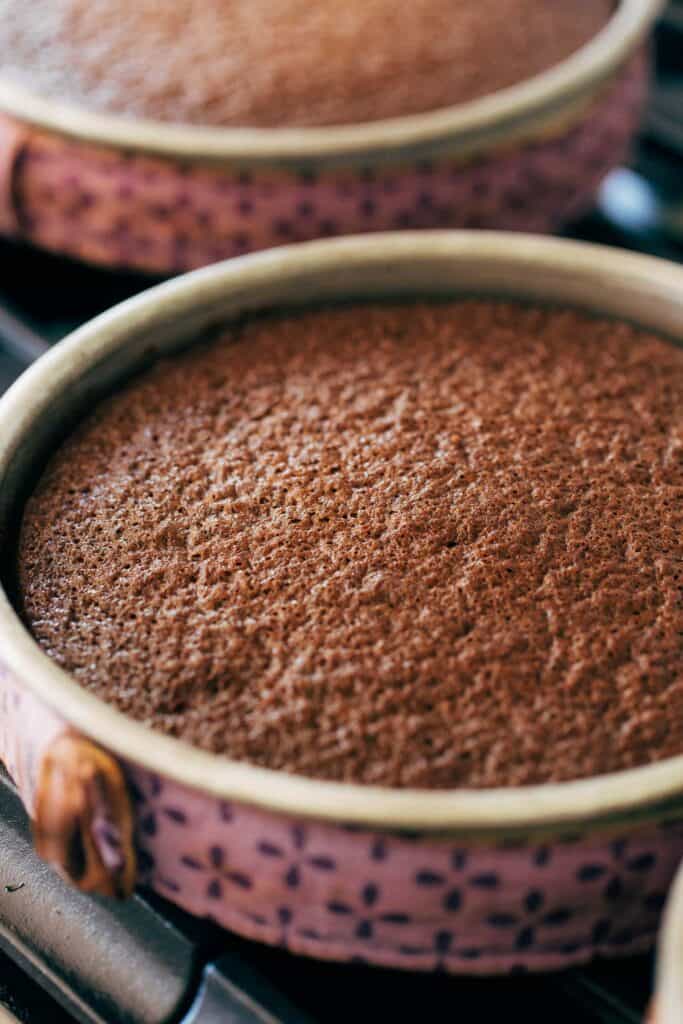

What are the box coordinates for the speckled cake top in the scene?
[0,0,613,127]
[19,299,683,789]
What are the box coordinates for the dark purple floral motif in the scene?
[577,863,607,883]
[326,882,412,942]
[443,889,462,913]
[600,839,658,906]
[369,838,388,862]
[273,219,293,238]
[412,866,461,914]
[127,778,147,806]
[255,824,336,890]
[414,869,445,887]
[139,811,157,837]
[157,875,181,894]
[626,853,657,873]
[178,842,253,901]
[451,849,468,871]
[232,233,251,253]
[162,806,187,825]
[397,928,456,962]
[611,839,628,860]
[413,854,503,914]
[278,906,293,925]
[297,200,315,219]
[318,219,338,237]
[469,873,500,890]
[533,846,552,868]
[486,889,573,951]
[219,801,234,823]
[149,774,163,798]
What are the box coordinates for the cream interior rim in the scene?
[2,232,683,832]
[0,0,664,161]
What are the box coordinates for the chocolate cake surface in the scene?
[19,300,683,789]
[0,0,613,128]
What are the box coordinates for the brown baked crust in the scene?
[19,300,683,789]
[0,0,613,128]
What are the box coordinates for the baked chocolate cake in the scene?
[0,0,613,128]
[19,300,683,789]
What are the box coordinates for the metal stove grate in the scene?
[0,8,681,1022]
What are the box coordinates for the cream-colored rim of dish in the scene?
[655,865,683,1024]
[0,0,664,161]
[2,232,683,831]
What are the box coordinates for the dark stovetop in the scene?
[0,11,681,1023]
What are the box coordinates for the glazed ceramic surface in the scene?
[2,233,683,975]
[0,0,663,272]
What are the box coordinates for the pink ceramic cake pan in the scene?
[2,232,683,977]
[0,0,663,274]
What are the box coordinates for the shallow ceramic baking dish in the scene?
[0,0,663,275]
[2,232,683,977]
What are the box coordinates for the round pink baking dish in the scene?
[2,232,683,977]
[0,0,663,275]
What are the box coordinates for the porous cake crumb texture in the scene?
[19,301,683,788]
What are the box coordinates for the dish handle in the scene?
[0,667,136,898]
